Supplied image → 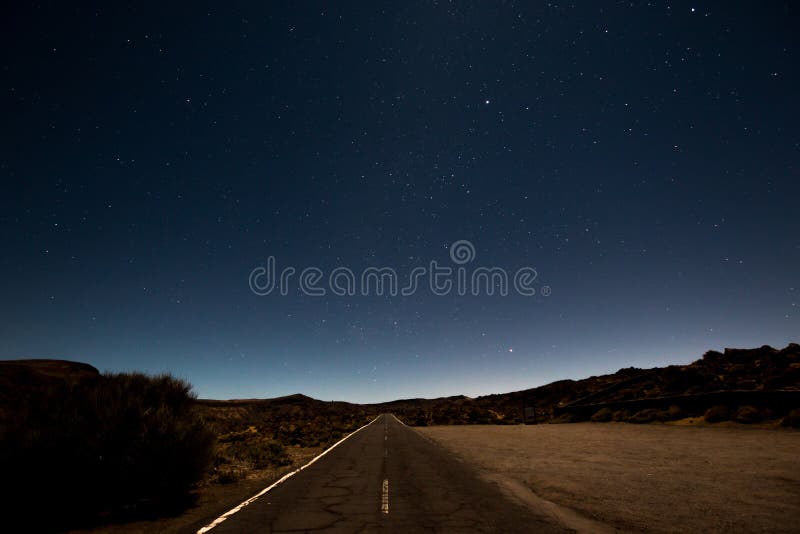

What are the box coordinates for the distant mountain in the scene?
[374,343,800,425]
[2,343,798,429]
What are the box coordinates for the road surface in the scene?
[199,414,566,533]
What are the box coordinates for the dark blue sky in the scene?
[1,2,798,402]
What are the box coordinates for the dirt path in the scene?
[417,422,800,533]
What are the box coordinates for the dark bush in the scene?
[219,429,253,442]
[628,408,661,424]
[551,412,587,423]
[663,404,685,420]
[0,372,215,529]
[704,404,731,423]
[732,405,763,424]
[216,465,245,484]
[612,409,631,422]
[591,407,613,422]
[225,440,291,469]
[781,408,800,428]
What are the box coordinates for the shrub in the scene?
[612,409,631,422]
[1,372,215,528]
[781,408,800,428]
[551,412,587,423]
[219,428,256,443]
[732,405,763,424]
[704,404,731,423]
[226,440,290,469]
[216,465,245,484]
[591,407,613,422]
[663,404,685,420]
[628,408,660,424]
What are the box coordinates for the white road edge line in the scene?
[389,413,406,426]
[381,478,389,514]
[197,414,382,533]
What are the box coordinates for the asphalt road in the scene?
[200,414,566,533]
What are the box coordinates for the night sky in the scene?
[1,2,798,402]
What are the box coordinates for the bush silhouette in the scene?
[591,407,613,422]
[704,404,731,423]
[1,371,214,529]
[224,440,291,470]
[781,408,800,428]
[628,408,661,424]
[732,405,763,424]
[663,404,685,420]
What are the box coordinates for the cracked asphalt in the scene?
[207,414,566,533]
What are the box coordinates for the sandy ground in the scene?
[417,422,800,533]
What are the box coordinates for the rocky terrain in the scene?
[378,343,800,426]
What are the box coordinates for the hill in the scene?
[376,343,800,425]
[4,343,798,430]
[3,343,799,428]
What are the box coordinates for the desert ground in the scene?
[418,422,800,533]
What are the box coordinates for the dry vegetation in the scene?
[0,361,214,531]
[195,395,374,484]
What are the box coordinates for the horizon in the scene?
[21,340,799,404]
[2,3,798,405]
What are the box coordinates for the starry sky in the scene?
[1,2,798,402]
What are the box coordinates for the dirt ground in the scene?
[68,447,323,534]
[417,422,800,533]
